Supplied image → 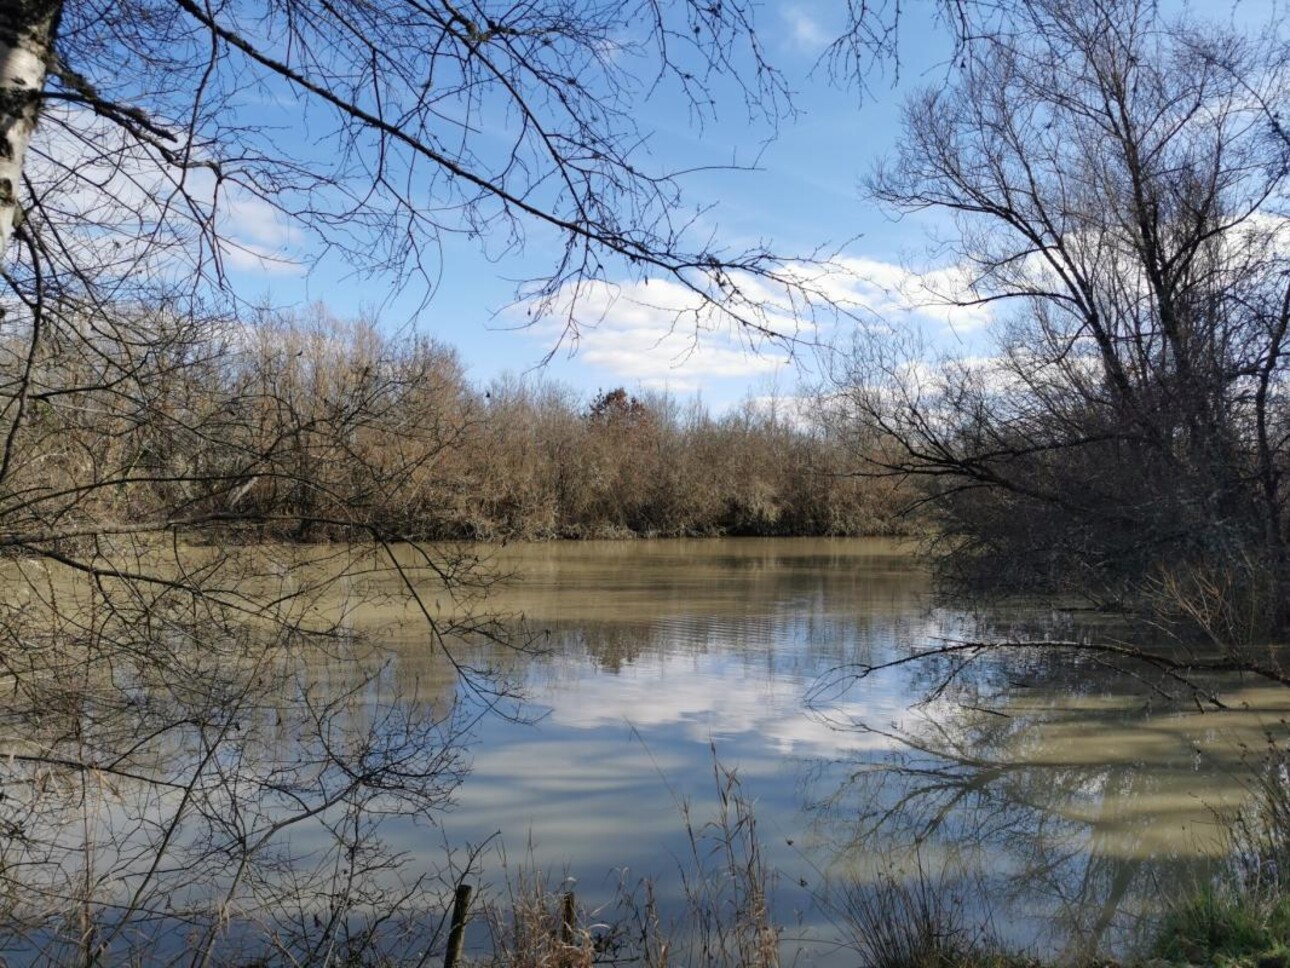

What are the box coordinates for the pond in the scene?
[3,537,1287,966]
[367,538,1289,963]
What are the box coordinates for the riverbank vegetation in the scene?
[801,3,1290,956]
[0,302,908,550]
[0,0,897,952]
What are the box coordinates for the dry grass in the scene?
[477,749,780,968]
[832,849,1003,968]
[481,869,599,968]
[672,754,781,968]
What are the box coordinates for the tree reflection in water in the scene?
[0,543,518,967]
[805,649,1290,959]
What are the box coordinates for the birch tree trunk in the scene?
[0,0,61,256]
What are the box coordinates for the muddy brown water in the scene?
[5,537,1288,963]
[350,538,1290,960]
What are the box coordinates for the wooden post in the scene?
[559,889,576,946]
[443,883,472,968]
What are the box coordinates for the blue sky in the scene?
[208,0,1282,411]
[202,1,968,411]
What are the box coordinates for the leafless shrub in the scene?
[833,849,1002,968]
[832,0,1290,634]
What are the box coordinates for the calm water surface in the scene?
[353,538,1290,961]
[12,537,1284,965]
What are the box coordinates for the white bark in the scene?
[0,1,61,256]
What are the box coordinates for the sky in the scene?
[194,1,968,412]
[206,0,1282,412]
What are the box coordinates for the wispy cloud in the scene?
[216,194,306,276]
[781,5,831,53]
[27,105,306,285]
[511,255,994,390]
[827,257,995,335]
[524,276,795,390]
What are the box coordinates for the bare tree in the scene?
[833,0,1290,635]
[0,1,843,958]
[0,0,833,337]
[0,298,521,963]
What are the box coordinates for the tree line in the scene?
[0,301,908,550]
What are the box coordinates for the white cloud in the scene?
[216,193,305,276]
[528,276,796,390]
[781,5,831,52]
[516,255,996,390]
[24,105,305,287]
[828,257,995,335]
